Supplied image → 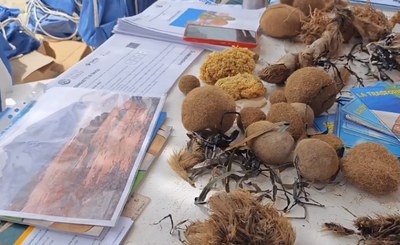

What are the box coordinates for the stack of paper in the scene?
[113,0,265,51]
[336,82,400,156]
[0,87,172,244]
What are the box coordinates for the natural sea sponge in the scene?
[341,143,400,195]
[185,190,296,245]
[266,102,305,141]
[215,73,266,100]
[246,121,295,165]
[311,134,344,157]
[178,75,200,95]
[259,4,305,38]
[182,86,236,132]
[292,0,325,16]
[200,47,256,84]
[290,102,314,126]
[269,90,287,104]
[294,138,339,182]
[239,107,266,129]
[300,9,331,44]
[285,67,337,116]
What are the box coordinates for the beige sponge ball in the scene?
[215,73,266,100]
[285,67,337,115]
[294,138,339,182]
[182,86,236,132]
[341,143,400,195]
[266,102,305,141]
[246,121,295,165]
[290,102,315,126]
[269,90,287,104]
[311,134,344,157]
[259,4,305,38]
[200,47,256,84]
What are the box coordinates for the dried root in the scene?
[323,214,400,244]
[168,140,205,187]
[300,9,332,45]
[185,190,296,245]
[259,53,299,84]
[391,11,400,29]
[299,19,343,67]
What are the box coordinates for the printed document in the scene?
[50,34,203,97]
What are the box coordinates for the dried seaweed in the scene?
[323,214,400,244]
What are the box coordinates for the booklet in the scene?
[0,87,164,227]
[113,0,264,51]
[352,85,400,142]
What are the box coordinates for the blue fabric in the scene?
[136,0,157,14]
[78,0,134,48]
[42,0,78,16]
[0,6,20,21]
[27,7,78,39]
[0,5,40,59]
[0,35,12,76]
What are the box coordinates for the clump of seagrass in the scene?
[200,47,256,84]
[323,214,400,245]
[259,53,299,84]
[185,190,296,245]
[300,9,331,45]
[341,142,400,195]
[168,139,205,187]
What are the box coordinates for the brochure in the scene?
[352,85,400,141]
[113,0,264,50]
[0,87,164,227]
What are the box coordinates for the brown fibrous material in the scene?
[259,53,299,84]
[310,134,344,157]
[185,190,296,245]
[292,0,325,16]
[300,9,331,45]
[341,142,400,195]
[299,19,343,67]
[349,5,392,41]
[168,140,205,187]
[200,47,256,84]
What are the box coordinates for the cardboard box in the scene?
[10,37,92,84]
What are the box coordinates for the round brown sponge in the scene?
[259,4,305,38]
[311,134,344,157]
[239,107,266,129]
[292,0,325,16]
[285,67,337,116]
[290,102,314,126]
[294,138,339,182]
[341,143,400,195]
[266,102,305,141]
[269,90,287,104]
[182,86,236,132]
[178,75,200,95]
[246,121,295,165]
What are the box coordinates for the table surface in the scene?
[123,19,400,245]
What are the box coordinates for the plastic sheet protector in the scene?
[50,34,203,97]
[0,87,164,226]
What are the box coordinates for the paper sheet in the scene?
[50,34,203,97]
[20,217,133,245]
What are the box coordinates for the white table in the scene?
[123,31,400,245]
